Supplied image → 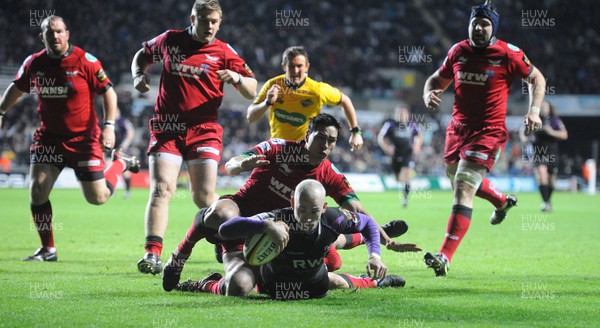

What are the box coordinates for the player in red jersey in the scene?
[0,16,139,261]
[422,1,546,276]
[161,113,420,294]
[131,0,258,274]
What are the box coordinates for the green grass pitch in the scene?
[1,188,599,327]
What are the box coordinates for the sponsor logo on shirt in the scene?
[300,98,313,107]
[257,141,272,153]
[196,147,220,155]
[65,70,79,77]
[488,59,502,67]
[77,160,101,167]
[465,150,489,160]
[244,63,253,75]
[205,54,219,63]
[170,62,210,79]
[274,109,306,126]
[95,69,107,82]
[522,54,531,66]
[84,52,98,63]
[456,71,490,86]
[269,176,293,201]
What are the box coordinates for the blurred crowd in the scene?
[1,0,598,94]
[1,0,594,179]
[1,97,583,181]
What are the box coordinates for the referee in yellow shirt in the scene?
[247,46,363,151]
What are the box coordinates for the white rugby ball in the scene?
[243,233,279,266]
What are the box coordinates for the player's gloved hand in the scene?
[349,133,363,152]
[263,219,289,254]
[385,240,422,253]
[523,110,542,136]
[240,155,270,171]
[133,74,150,93]
[366,254,387,280]
[424,89,443,109]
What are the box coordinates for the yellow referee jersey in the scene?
[253,74,342,141]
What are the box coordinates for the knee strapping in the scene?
[455,167,483,188]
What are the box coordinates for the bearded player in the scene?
[422,1,545,276]
[0,16,139,261]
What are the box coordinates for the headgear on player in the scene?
[470,0,500,38]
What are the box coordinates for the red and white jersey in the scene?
[439,39,533,127]
[236,138,358,211]
[13,45,113,136]
[143,27,254,124]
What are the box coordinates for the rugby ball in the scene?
[243,233,279,266]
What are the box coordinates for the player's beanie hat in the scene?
[470,1,500,37]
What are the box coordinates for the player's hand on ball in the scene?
[366,255,387,280]
[240,155,270,171]
[133,74,150,93]
[424,89,443,109]
[263,219,289,253]
[385,240,422,253]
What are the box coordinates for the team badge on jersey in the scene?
[507,43,521,52]
[522,53,531,66]
[85,52,98,63]
[300,98,314,107]
[95,69,107,82]
[244,63,253,75]
[257,140,272,153]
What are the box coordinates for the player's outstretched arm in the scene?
[131,49,152,93]
[224,154,270,176]
[0,83,25,127]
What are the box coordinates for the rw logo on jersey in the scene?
[456,71,492,86]
[268,177,293,201]
[170,63,210,79]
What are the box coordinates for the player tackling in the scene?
[422,1,546,276]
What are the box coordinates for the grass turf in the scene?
[0,188,599,327]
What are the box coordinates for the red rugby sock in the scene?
[439,205,472,262]
[341,233,365,250]
[338,274,377,288]
[476,178,506,208]
[103,159,125,195]
[324,247,342,272]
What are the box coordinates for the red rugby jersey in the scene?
[143,27,254,124]
[439,39,533,127]
[13,45,112,136]
[235,138,357,214]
